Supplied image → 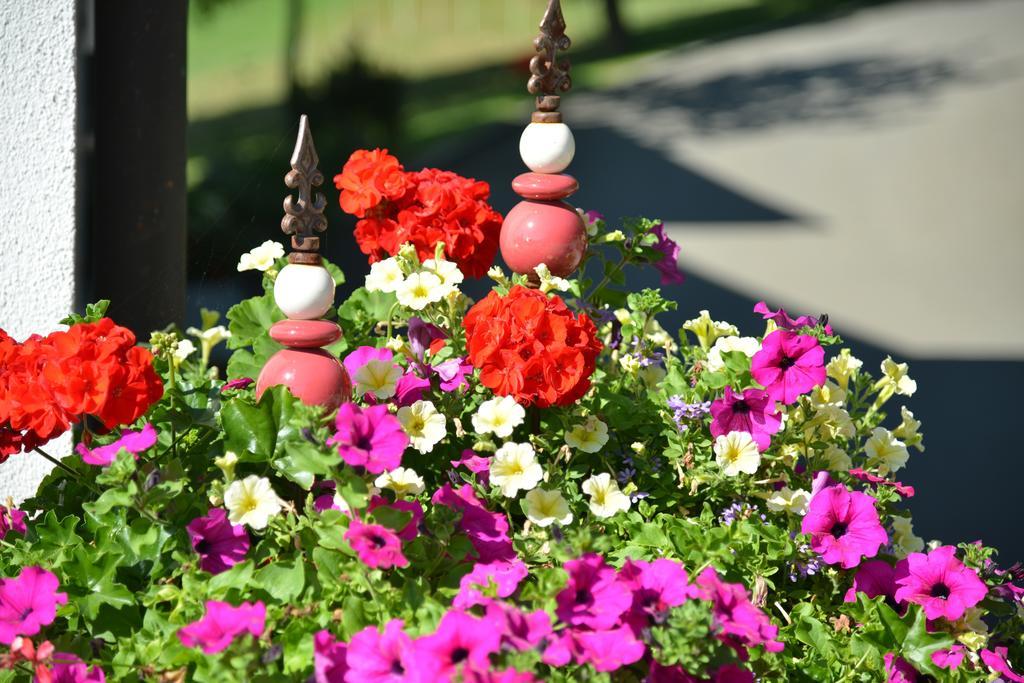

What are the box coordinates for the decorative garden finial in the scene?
[529,0,572,123]
[256,115,351,410]
[499,0,587,283]
[282,114,328,265]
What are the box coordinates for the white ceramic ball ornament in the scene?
[274,263,335,320]
[519,122,575,174]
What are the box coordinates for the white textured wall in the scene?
[0,1,79,501]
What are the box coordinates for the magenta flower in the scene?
[367,496,423,541]
[186,508,250,574]
[883,653,918,682]
[50,653,106,683]
[327,403,408,474]
[177,600,265,654]
[801,484,887,569]
[0,504,27,540]
[313,630,348,683]
[450,450,491,485]
[0,566,68,645]
[394,370,431,407]
[709,386,781,452]
[753,301,832,334]
[436,358,473,392]
[345,519,408,570]
[848,468,916,498]
[484,602,553,652]
[843,559,898,604]
[555,554,632,631]
[75,423,157,466]
[220,377,254,392]
[432,484,515,563]
[649,222,685,285]
[620,558,694,632]
[751,330,825,404]
[454,559,529,609]
[893,545,988,621]
[694,567,784,653]
[343,346,394,382]
[346,619,412,682]
[409,611,501,681]
[407,317,446,360]
[542,626,646,673]
[462,668,537,683]
[931,645,966,671]
[981,647,1024,682]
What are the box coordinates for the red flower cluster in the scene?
[0,319,163,460]
[334,149,503,278]
[463,286,602,407]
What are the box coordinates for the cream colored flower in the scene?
[813,404,856,440]
[525,488,573,527]
[714,431,761,476]
[639,364,667,388]
[422,258,464,296]
[878,357,917,397]
[365,257,405,293]
[821,445,852,472]
[619,354,642,375]
[173,339,195,365]
[237,240,285,272]
[472,396,526,439]
[397,400,447,454]
[224,475,283,530]
[396,271,444,310]
[891,515,925,558]
[582,473,631,518]
[809,381,847,409]
[893,406,925,452]
[490,442,543,497]
[766,487,811,516]
[826,349,863,389]
[374,467,425,497]
[187,324,231,348]
[534,263,571,294]
[683,310,739,350]
[705,336,761,372]
[864,427,909,475]
[353,359,403,400]
[565,416,609,454]
[214,451,239,481]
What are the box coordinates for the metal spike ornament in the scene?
[499,0,587,283]
[256,115,351,409]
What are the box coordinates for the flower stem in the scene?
[34,447,101,496]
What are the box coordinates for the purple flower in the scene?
[326,403,408,474]
[50,653,106,683]
[313,630,348,683]
[709,386,781,452]
[346,519,408,569]
[754,301,832,335]
[0,505,27,540]
[555,554,632,630]
[75,423,157,466]
[0,566,68,645]
[220,377,254,392]
[408,611,501,681]
[751,330,826,405]
[408,317,446,361]
[668,396,711,432]
[650,222,685,285]
[345,619,411,682]
[186,508,250,574]
[435,358,473,392]
[394,370,431,407]
[802,484,888,569]
[454,559,529,609]
[177,600,265,654]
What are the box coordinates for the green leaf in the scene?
[900,606,955,676]
[208,560,256,597]
[256,558,306,602]
[220,396,275,460]
[273,441,339,489]
[83,483,137,516]
[226,292,283,350]
[60,299,111,325]
[323,260,346,286]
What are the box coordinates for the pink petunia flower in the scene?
[177,600,265,654]
[49,652,106,683]
[555,554,632,631]
[843,559,898,604]
[0,504,27,540]
[345,519,408,570]
[0,567,68,645]
[345,619,412,682]
[435,358,473,393]
[220,377,254,392]
[461,667,536,683]
[893,545,988,621]
[343,346,395,385]
[327,403,408,474]
[931,644,966,671]
[483,602,553,653]
[883,653,918,682]
[709,386,781,452]
[980,646,1024,682]
[753,301,832,335]
[650,222,685,285]
[394,370,431,407]
[750,330,826,404]
[542,625,646,673]
[75,423,157,466]
[313,630,348,683]
[367,496,423,541]
[454,560,529,610]
[848,468,915,498]
[694,567,784,654]
[450,450,491,486]
[409,611,501,682]
[801,484,888,569]
[432,485,515,563]
[186,508,250,574]
[619,558,694,632]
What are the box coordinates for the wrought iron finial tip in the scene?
[528,0,572,123]
[282,114,328,264]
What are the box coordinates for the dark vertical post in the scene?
[90,1,187,332]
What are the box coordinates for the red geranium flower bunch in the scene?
[463,286,602,408]
[0,318,163,460]
[334,148,503,278]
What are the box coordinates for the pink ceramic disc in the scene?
[499,199,587,278]
[269,319,342,348]
[256,348,351,410]
[511,172,579,201]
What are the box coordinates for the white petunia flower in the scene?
[525,488,573,527]
[826,349,863,389]
[766,487,812,516]
[396,272,445,310]
[365,258,405,293]
[891,515,925,558]
[821,445,852,472]
[705,336,761,372]
[186,325,231,347]
[353,359,403,400]
[581,473,631,518]
[565,416,609,454]
[237,240,285,272]
[374,467,425,497]
[472,396,526,439]
[879,357,917,397]
[421,259,464,296]
[864,427,909,475]
[397,400,447,454]
[490,442,543,497]
[893,406,925,452]
[682,310,739,350]
[224,475,283,529]
[713,431,761,476]
[173,339,195,365]
[809,381,846,409]
[814,404,856,440]
[534,263,571,294]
